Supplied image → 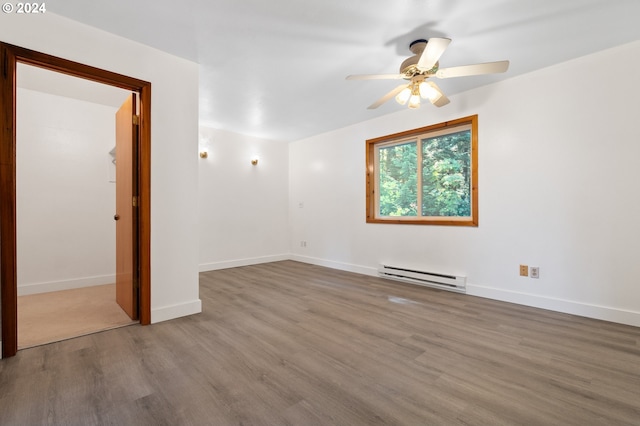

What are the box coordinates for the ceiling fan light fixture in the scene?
[395,87,411,105]
[408,94,421,109]
[419,81,438,100]
[347,37,508,110]
[407,82,421,109]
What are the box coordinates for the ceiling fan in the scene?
[346,38,509,110]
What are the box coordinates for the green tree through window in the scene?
[379,141,417,216]
[366,115,478,226]
[421,130,471,217]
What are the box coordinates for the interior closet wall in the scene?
[17,87,117,296]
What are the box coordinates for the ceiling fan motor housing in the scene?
[400,39,439,78]
[409,39,428,52]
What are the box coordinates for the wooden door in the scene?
[115,94,139,320]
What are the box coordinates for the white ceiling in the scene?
[46,0,640,142]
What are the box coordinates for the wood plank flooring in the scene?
[1,260,639,425]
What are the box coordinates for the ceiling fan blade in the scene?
[424,81,450,107]
[436,60,509,79]
[417,38,451,71]
[346,74,405,80]
[367,84,409,109]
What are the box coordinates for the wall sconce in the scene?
[251,156,259,166]
[199,151,208,159]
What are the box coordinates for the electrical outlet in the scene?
[530,267,539,279]
[519,265,528,277]
[300,241,307,248]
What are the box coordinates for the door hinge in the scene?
[132,196,139,207]
[133,115,140,125]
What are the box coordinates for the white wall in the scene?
[0,13,201,323]
[198,127,289,270]
[3,13,637,343]
[289,40,640,327]
[17,87,119,296]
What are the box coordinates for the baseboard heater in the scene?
[378,264,466,293]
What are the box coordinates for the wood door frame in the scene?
[0,42,151,358]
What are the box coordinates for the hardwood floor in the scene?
[1,260,639,425]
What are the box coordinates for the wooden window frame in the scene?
[366,115,478,226]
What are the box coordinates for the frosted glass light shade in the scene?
[408,94,421,109]
[395,87,411,105]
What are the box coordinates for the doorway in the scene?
[1,42,152,358]
[15,64,135,349]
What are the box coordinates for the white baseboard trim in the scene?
[290,254,378,277]
[151,299,202,324]
[18,274,116,296]
[199,254,290,272]
[467,284,640,328]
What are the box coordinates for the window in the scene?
[366,115,478,226]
